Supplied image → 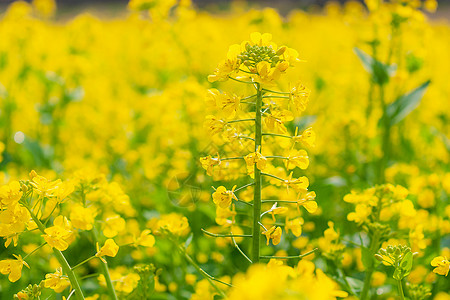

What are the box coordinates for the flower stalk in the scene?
[252,83,263,264]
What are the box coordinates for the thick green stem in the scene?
[99,259,118,300]
[26,206,85,300]
[252,83,262,264]
[397,279,405,300]
[360,232,380,300]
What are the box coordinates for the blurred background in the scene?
[1,0,450,19]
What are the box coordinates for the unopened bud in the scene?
[374,254,384,261]
[277,46,287,56]
[29,170,37,180]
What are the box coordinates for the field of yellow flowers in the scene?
[0,0,449,299]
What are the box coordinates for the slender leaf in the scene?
[361,247,373,270]
[354,47,396,85]
[386,80,431,126]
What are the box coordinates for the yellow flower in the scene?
[264,109,294,134]
[285,149,309,170]
[431,256,450,276]
[54,181,74,203]
[293,127,316,148]
[29,171,62,199]
[289,82,310,116]
[212,186,237,208]
[284,172,309,194]
[262,226,282,246]
[206,89,240,119]
[70,204,97,231]
[158,213,190,236]
[103,214,126,238]
[255,61,282,84]
[297,191,317,213]
[268,204,288,222]
[133,229,155,247]
[0,181,23,207]
[32,0,56,18]
[0,254,29,282]
[249,32,273,46]
[96,239,119,263]
[203,115,225,136]
[199,155,221,176]
[347,203,371,224]
[208,44,241,82]
[244,152,267,174]
[285,217,304,237]
[0,204,31,247]
[44,267,70,293]
[371,271,386,287]
[423,0,437,13]
[215,205,236,226]
[43,215,74,251]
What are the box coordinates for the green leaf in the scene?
[345,277,364,293]
[185,233,194,248]
[385,80,431,126]
[393,268,402,280]
[354,47,396,85]
[399,252,413,279]
[361,247,373,270]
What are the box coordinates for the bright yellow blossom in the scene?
[212,186,237,208]
[0,254,29,282]
[44,267,70,293]
[262,226,282,246]
[431,256,450,276]
[43,216,74,251]
[95,239,119,263]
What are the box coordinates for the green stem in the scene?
[179,245,230,297]
[25,206,85,300]
[360,232,380,300]
[71,256,96,270]
[252,83,262,264]
[262,133,291,139]
[260,248,317,260]
[261,199,297,203]
[379,85,390,184]
[397,279,405,300]
[221,156,245,161]
[261,172,285,182]
[230,233,252,264]
[99,258,118,300]
[228,118,255,124]
[262,95,289,99]
[234,182,255,192]
[22,242,47,260]
[265,155,287,159]
[229,77,255,85]
[91,230,118,300]
[201,229,251,238]
[262,88,289,95]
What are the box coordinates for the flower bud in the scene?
[29,170,37,180]
[277,46,287,56]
